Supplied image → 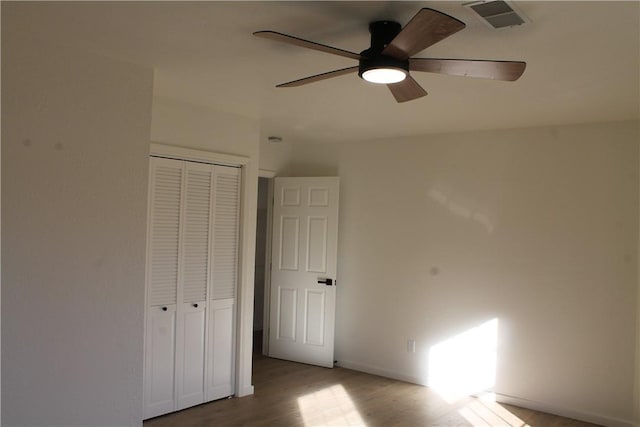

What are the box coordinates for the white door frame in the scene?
[146,142,255,399]
[257,170,276,356]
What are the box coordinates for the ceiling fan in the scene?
[254,8,526,103]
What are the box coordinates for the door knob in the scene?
[317,278,333,286]
[162,307,168,311]
[193,303,198,308]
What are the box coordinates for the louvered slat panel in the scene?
[149,160,182,306]
[212,169,241,300]
[182,166,213,303]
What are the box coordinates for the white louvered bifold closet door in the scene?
[145,158,182,419]
[176,162,212,410]
[207,166,241,400]
[144,157,241,419]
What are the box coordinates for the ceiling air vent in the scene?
[463,1,530,29]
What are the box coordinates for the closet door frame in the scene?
[145,142,254,404]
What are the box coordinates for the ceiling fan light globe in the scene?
[362,67,407,84]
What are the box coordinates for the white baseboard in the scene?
[336,359,635,427]
[493,392,634,427]
[336,359,426,386]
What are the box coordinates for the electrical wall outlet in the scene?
[407,339,416,353]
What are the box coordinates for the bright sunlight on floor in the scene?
[297,384,366,427]
[295,318,536,427]
[295,383,532,427]
[457,393,531,427]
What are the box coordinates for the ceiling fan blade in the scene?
[254,31,361,61]
[410,58,526,81]
[382,8,465,60]
[387,75,428,103]
[276,66,359,87]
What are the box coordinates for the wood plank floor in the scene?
[144,354,601,427]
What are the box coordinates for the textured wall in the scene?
[2,35,153,426]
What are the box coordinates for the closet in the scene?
[144,156,241,419]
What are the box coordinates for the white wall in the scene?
[2,35,153,427]
[291,120,639,427]
[151,97,261,397]
[152,97,258,158]
[259,139,293,176]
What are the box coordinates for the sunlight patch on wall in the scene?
[297,384,366,426]
[428,318,499,403]
[427,188,495,233]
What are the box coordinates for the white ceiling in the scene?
[3,1,639,144]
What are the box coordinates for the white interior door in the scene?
[268,177,339,368]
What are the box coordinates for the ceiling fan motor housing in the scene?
[368,21,402,52]
[358,20,409,80]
